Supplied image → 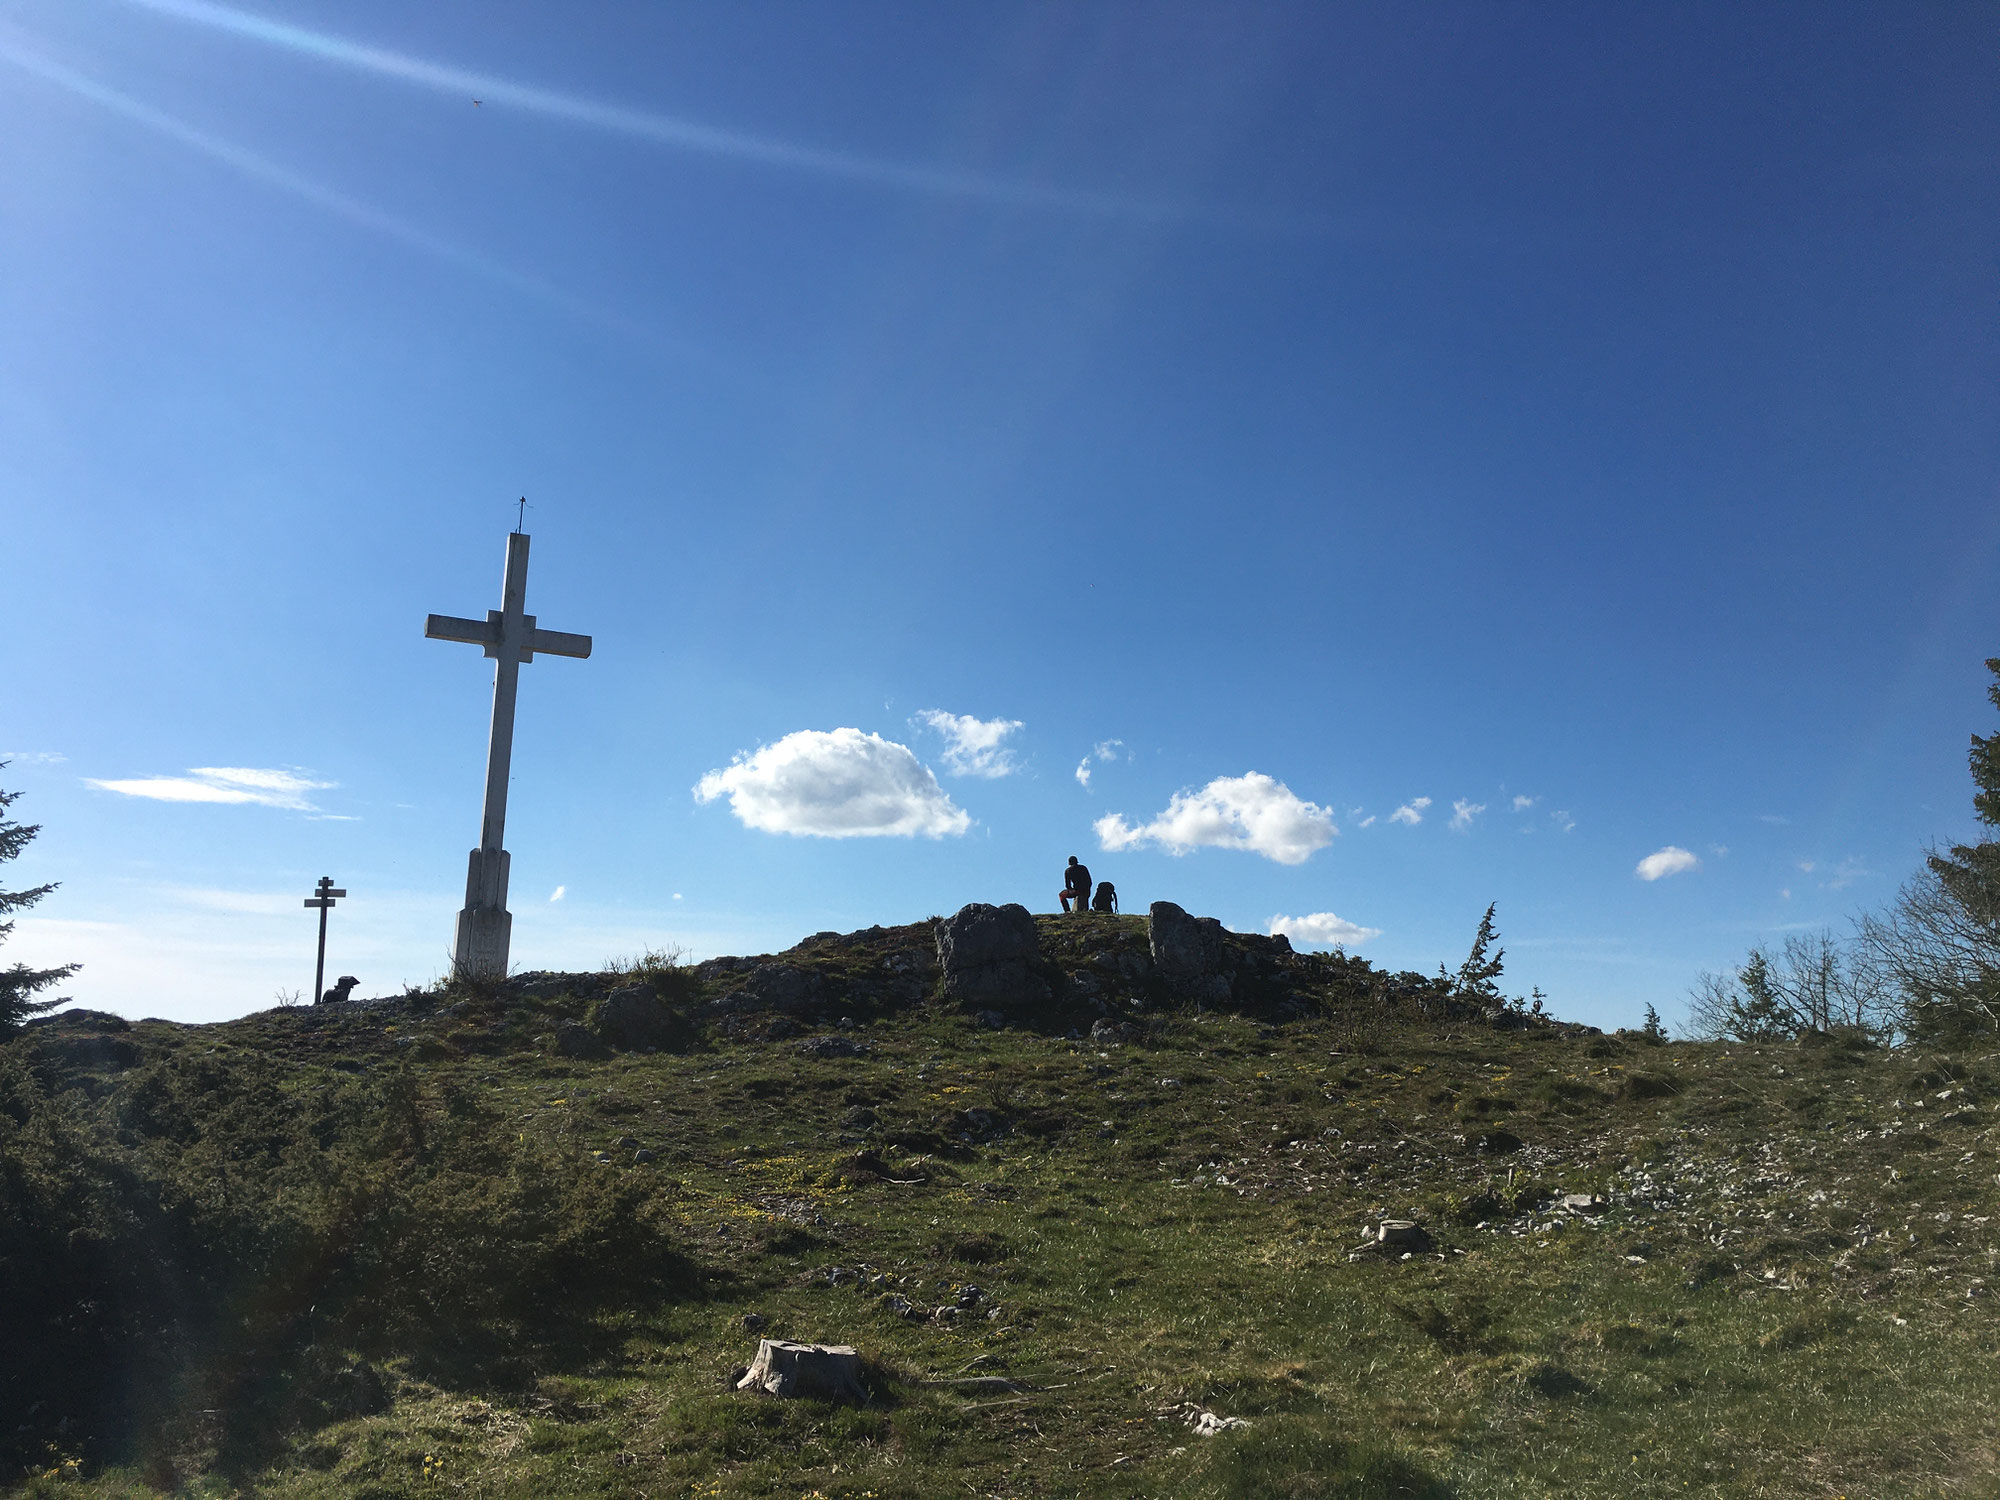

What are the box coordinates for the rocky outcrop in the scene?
[937,903,1050,1008]
[1148,901,1233,1004]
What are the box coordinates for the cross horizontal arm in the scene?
[528,627,592,660]
[426,613,499,647]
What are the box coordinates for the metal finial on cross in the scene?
[425,530,592,979]
[514,496,530,532]
[303,875,345,1003]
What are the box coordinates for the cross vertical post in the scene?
[426,530,592,980]
[303,876,345,1003]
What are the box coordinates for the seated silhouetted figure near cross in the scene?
[1060,855,1093,914]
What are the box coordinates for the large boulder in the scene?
[1148,901,1232,1003]
[937,903,1049,1008]
[592,985,676,1050]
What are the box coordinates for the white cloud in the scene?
[84,766,333,811]
[1796,859,1816,873]
[1757,813,1790,826]
[672,892,683,901]
[914,710,1024,779]
[1,750,67,766]
[164,886,297,916]
[550,885,566,902]
[695,728,970,839]
[1073,739,1125,790]
[1511,794,1536,811]
[1095,772,1335,865]
[1357,814,1377,828]
[1825,856,1870,891]
[1450,798,1486,832]
[1270,911,1381,949]
[1551,809,1576,833]
[1635,846,1699,881]
[1388,796,1431,826]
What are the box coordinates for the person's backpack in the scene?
[1091,881,1118,913]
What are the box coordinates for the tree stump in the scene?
[735,1339,866,1401]
[1376,1220,1432,1253]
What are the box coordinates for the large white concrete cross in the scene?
[426,530,591,979]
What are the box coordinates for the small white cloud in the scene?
[1757,813,1790,825]
[550,885,566,902]
[1450,798,1487,832]
[85,766,333,812]
[1709,844,1729,858]
[1096,772,1335,865]
[1635,846,1699,881]
[695,728,970,839]
[1779,888,1792,900]
[672,892,683,901]
[914,710,1024,779]
[1551,809,1576,833]
[1357,814,1377,828]
[1074,739,1125,790]
[1,750,66,766]
[1388,796,1432,826]
[1825,856,1870,891]
[1270,911,1381,949]
[1511,794,1536,811]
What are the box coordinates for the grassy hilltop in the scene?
[4,911,1998,1499]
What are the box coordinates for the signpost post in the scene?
[303,875,345,1004]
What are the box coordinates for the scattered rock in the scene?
[1472,1129,1525,1155]
[736,1340,866,1401]
[974,1009,1007,1029]
[1561,1193,1609,1215]
[1175,1403,1250,1436]
[797,1035,871,1059]
[634,1148,656,1164]
[1090,1018,1140,1046]
[742,1313,768,1332]
[937,903,1050,1007]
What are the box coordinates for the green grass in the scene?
[4,921,1998,1496]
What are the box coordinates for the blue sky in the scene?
[4,1,1996,1028]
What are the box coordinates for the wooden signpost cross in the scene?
[303,875,345,1004]
[425,530,592,979]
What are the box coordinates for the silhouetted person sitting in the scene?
[1060,855,1093,914]
[1091,880,1118,913]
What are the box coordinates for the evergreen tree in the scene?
[1727,950,1792,1039]
[1641,1003,1668,1042]
[1925,657,2000,938]
[0,773,78,1032]
[1453,903,1505,1003]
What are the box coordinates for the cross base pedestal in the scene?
[452,847,512,980]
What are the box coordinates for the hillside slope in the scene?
[4,909,1997,1498]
